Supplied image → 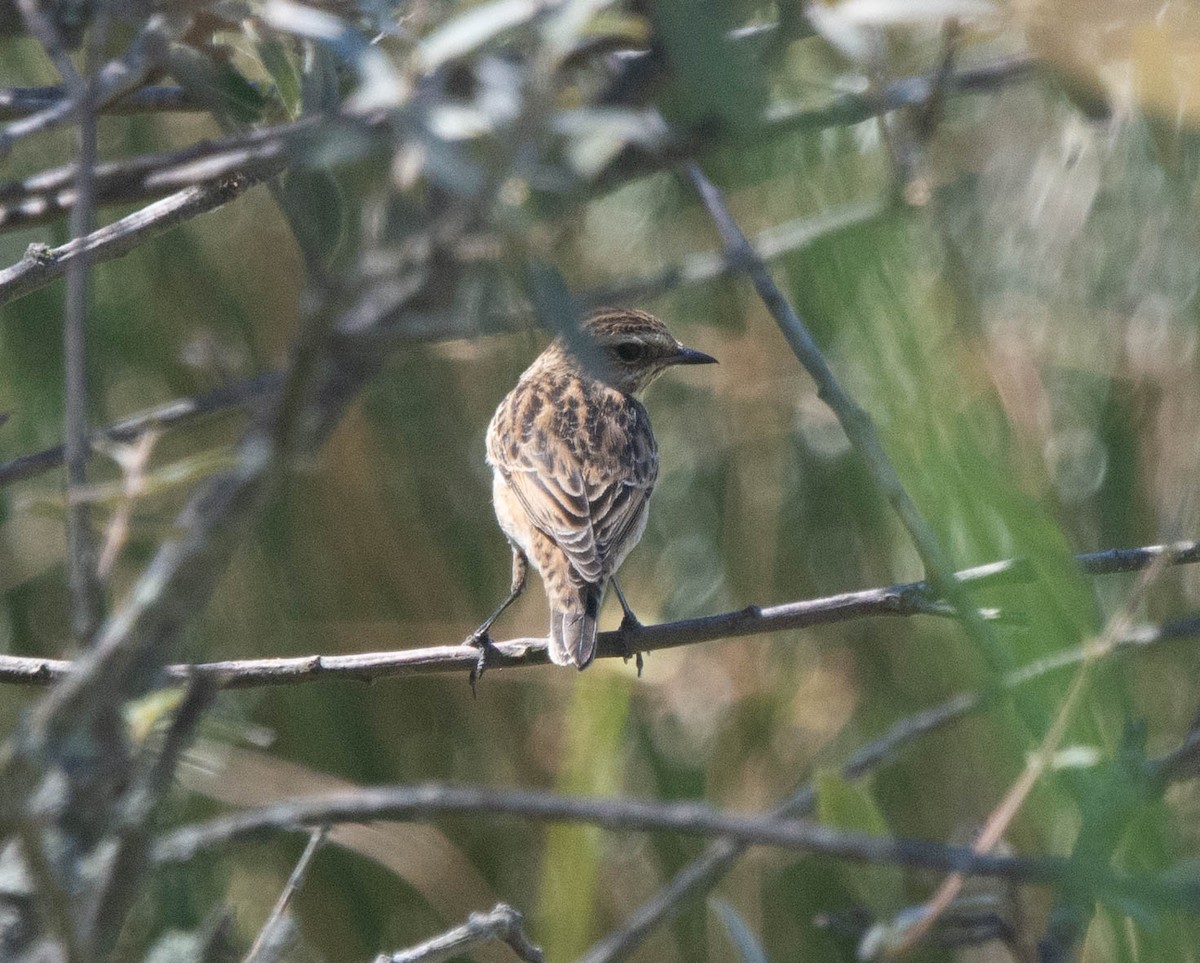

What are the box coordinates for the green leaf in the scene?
[816,770,904,912]
[280,168,348,269]
[167,45,268,124]
[253,30,304,119]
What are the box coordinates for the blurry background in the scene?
[3,0,1200,960]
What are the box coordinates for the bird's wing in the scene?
[493,403,657,584]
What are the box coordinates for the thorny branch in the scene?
[0,544,1194,689]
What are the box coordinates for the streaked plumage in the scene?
[480,308,717,669]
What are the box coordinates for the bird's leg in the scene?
[469,548,527,696]
[610,577,645,677]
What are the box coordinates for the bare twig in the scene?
[150,783,1200,913]
[0,13,191,154]
[598,55,1036,187]
[9,5,105,949]
[684,161,1009,677]
[0,176,268,308]
[0,372,283,488]
[589,198,888,310]
[94,429,158,578]
[0,107,381,236]
[14,0,83,88]
[0,84,208,121]
[761,55,1033,140]
[0,548,1195,689]
[245,825,329,963]
[0,115,315,233]
[64,50,102,645]
[374,903,545,963]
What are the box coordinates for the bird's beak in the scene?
[670,345,718,366]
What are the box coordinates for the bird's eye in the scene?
[615,341,644,363]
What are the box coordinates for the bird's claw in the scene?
[467,630,499,698]
[617,611,645,678]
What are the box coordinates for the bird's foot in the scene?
[467,629,500,698]
[617,610,645,678]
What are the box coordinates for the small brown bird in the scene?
[476,308,717,669]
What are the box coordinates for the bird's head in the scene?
[554,308,717,394]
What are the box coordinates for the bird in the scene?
[475,307,718,671]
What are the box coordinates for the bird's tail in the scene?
[549,583,603,669]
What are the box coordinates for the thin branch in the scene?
[0,12,191,155]
[587,198,888,310]
[577,612,1200,963]
[150,783,1200,913]
[684,161,1009,679]
[10,6,103,951]
[374,903,545,963]
[598,55,1036,187]
[0,109,353,235]
[761,55,1034,140]
[245,825,328,963]
[0,56,1035,231]
[0,175,270,309]
[0,84,221,121]
[14,0,83,89]
[0,546,1195,689]
[0,371,283,488]
[64,50,102,645]
[0,115,315,233]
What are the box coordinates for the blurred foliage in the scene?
[2,0,1200,960]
